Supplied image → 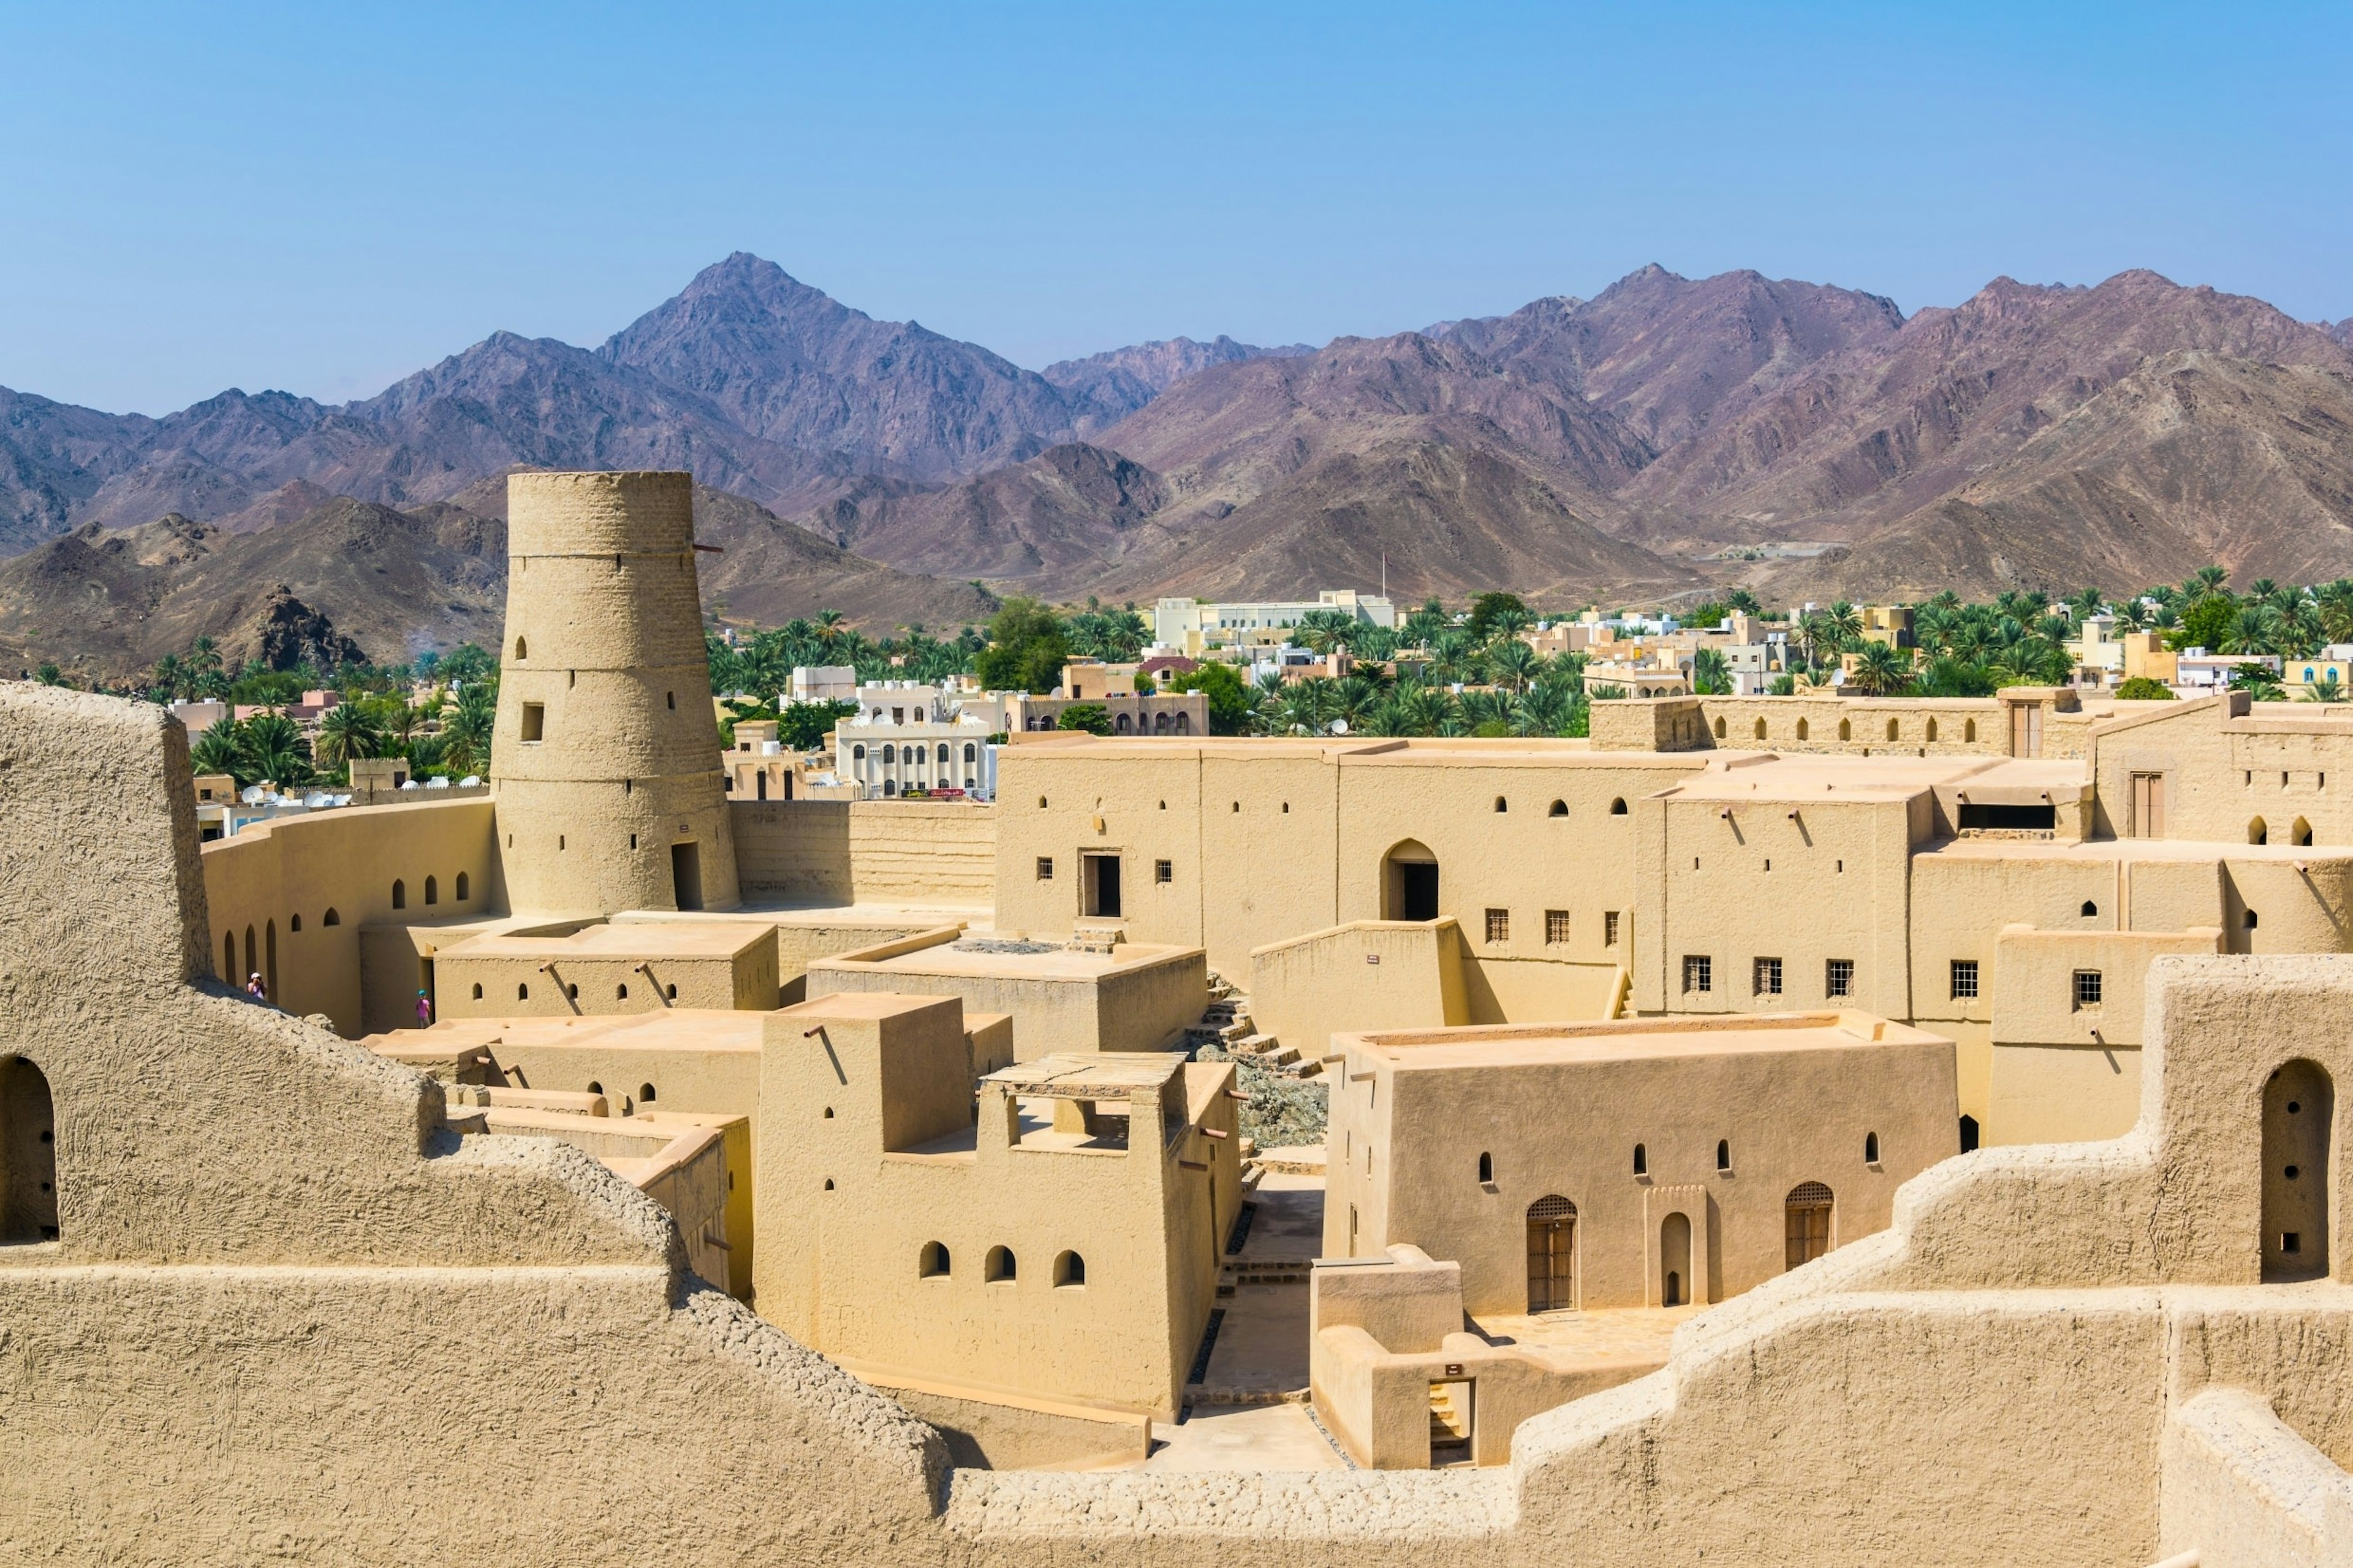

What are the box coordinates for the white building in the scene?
[839,716,998,800]
[1153,590,1395,655]
[789,665,858,705]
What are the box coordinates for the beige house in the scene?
[1323,1012,1956,1314]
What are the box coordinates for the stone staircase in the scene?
[1428,1384,1472,1464]
[1187,975,1320,1079]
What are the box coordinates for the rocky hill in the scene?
[0,480,992,678]
[6,256,2353,631]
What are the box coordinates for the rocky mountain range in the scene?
[5,252,2353,675]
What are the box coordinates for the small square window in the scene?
[1155,859,1173,884]
[1754,956,1783,996]
[1545,909,1570,945]
[1604,911,1621,946]
[2074,969,2103,1009]
[1683,955,1713,993]
[1950,959,1979,1000]
[1036,856,1054,881]
[1485,908,1510,943]
[1826,958,1855,999]
[520,702,545,743]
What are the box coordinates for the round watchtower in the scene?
[491,471,740,915]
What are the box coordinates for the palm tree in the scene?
[1489,639,1540,694]
[2316,580,2353,645]
[1332,675,1380,732]
[1691,646,1730,695]
[2226,604,2278,656]
[2186,566,2230,602]
[1393,684,1453,736]
[314,703,385,768]
[237,713,311,787]
[1846,641,1911,696]
[189,721,247,784]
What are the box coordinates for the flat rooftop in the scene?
[1659,752,2083,803]
[435,920,776,961]
[366,1009,770,1061]
[824,932,1198,978]
[1337,1011,1947,1072]
[984,1052,1186,1097]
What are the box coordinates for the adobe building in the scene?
[1322,1012,1957,1314]
[16,681,2353,1561]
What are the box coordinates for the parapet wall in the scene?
[732,798,996,907]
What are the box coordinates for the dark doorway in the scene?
[0,1057,58,1243]
[672,841,704,911]
[1083,852,1123,918]
[1400,863,1439,921]
[2263,1059,2332,1282]
[1660,1211,1692,1305]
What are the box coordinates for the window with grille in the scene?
[1035,857,1054,881]
[1754,957,1783,996]
[1545,909,1570,945]
[2074,969,2103,1009]
[1825,958,1854,998]
[1950,959,1979,1000]
[1604,911,1620,945]
[1683,955,1712,993]
[1485,908,1510,943]
[1155,860,1173,884]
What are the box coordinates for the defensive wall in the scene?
[14,683,2353,1562]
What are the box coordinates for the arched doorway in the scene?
[1526,1195,1576,1312]
[1382,839,1440,922]
[1659,1211,1692,1306]
[1785,1181,1835,1269]
[0,1056,58,1243]
[2263,1059,2332,1282]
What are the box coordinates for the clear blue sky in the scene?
[3,1,2348,414]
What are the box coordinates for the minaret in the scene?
[491,471,739,915]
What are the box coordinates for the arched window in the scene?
[1548,799,1567,817]
[1959,1115,1980,1152]
[984,1245,1016,1282]
[937,743,950,763]
[1785,1182,1835,1269]
[223,932,235,979]
[1115,713,1132,733]
[566,984,578,1001]
[881,744,896,765]
[1927,718,1940,741]
[1965,718,1977,743]
[1381,839,1441,921]
[1712,716,1726,739]
[587,1081,603,1096]
[2081,901,2098,917]
[2251,817,2269,845]
[665,985,677,1001]
[1632,1142,1647,1176]
[919,1242,950,1278]
[2264,1059,2333,1281]
[639,1083,656,1103]
[455,872,470,902]
[1173,713,1191,733]
[424,876,438,906]
[1838,719,1852,741]
[617,983,629,999]
[1886,718,1900,741]
[1477,1151,1494,1183]
[0,1056,59,1242]
[1608,798,1627,816]
[513,636,527,660]
[243,925,256,984]
[471,983,483,1000]
[517,983,529,1001]
[322,907,340,927]
[2294,817,2313,847]
[964,743,977,762]
[391,879,406,910]
[2247,909,2260,930]
[1864,1131,1880,1164]
[852,745,865,762]
[1716,1138,1732,1172]
[1796,718,1810,740]
[1493,796,1508,813]
[289,913,301,933]
[1754,718,1767,740]
[1053,1250,1086,1287]
[1154,712,1170,733]
[1526,1195,1576,1312]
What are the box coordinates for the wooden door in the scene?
[1525,1197,1576,1312]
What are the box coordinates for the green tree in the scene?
[1691,646,1730,695]
[438,643,498,684]
[1724,588,1763,616]
[34,662,65,687]
[2301,676,2344,703]
[1055,703,1113,735]
[441,686,496,775]
[189,721,247,782]
[971,599,1070,694]
[1683,602,1728,629]
[1464,593,1530,642]
[2169,593,2238,653]
[1846,642,1912,695]
[779,699,858,751]
[1490,638,1540,694]
[1167,662,1251,735]
[237,714,313,786]
[314,702,385,768]
[2115,676,2176,700]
